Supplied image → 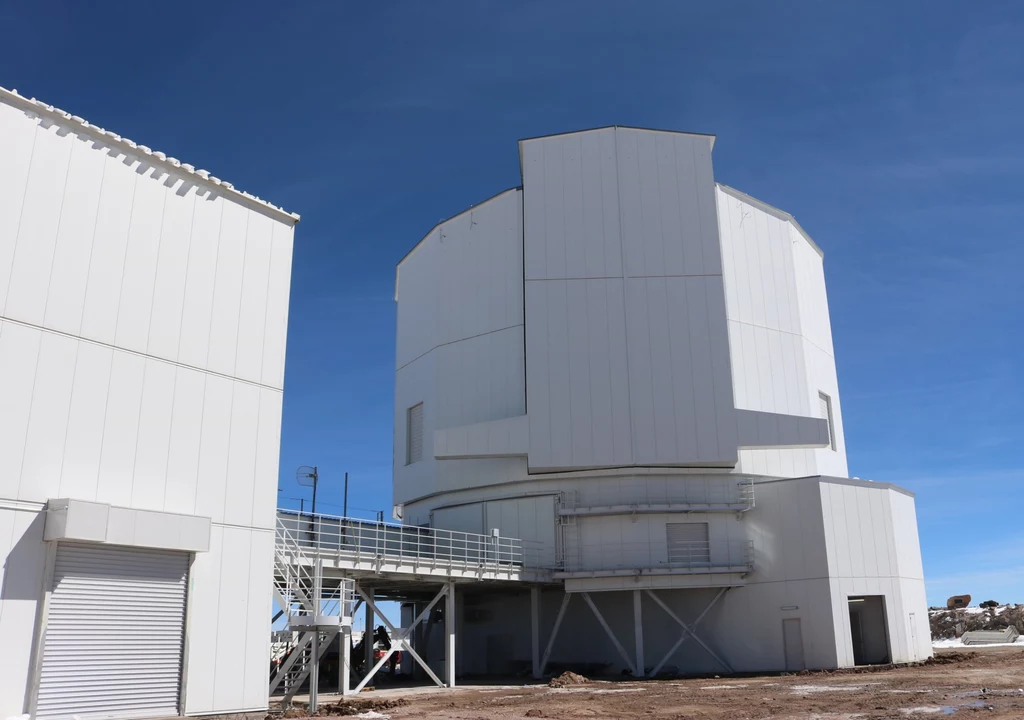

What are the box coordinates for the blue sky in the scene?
[2,1,1021,607]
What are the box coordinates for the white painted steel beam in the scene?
[445,581,456,687]
[539,593,572,675]
[581,593,634,672]
[531,587,541,679]
[633,590,644,677]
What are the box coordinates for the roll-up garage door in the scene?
[36,543,190,719]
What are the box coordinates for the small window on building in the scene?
[666,522,710,567]
[819,391,836,451]
[406,402,424,465]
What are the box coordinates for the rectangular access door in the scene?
[782,618,805,671]
[35,543,190,719]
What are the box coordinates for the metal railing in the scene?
[561,539,755,574]
[559,476,756,516]
[276,510,537,573]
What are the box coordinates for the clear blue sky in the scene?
[3,1,1021,607]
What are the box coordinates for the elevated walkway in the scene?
[271,510,553,710]
[271,509,755,707]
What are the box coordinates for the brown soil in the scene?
[548,671,590,688]
[377,646,1024,720]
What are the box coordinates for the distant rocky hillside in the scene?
[930,603,1024,640]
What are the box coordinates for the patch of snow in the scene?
[356,712,391,720]
[790,684,873,693]
[701,684,749,689]
[898,708,945,715]
[933,637,1020,648]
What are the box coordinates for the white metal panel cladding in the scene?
[36,543,189,719]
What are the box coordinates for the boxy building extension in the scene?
[0,87,296,718]
[393,127,932,676]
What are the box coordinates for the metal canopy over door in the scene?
[35,543,190,719]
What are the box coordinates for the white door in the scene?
[782,618,806,671]
[908,613,918,660]
[36,543,190,719]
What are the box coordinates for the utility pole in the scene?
[296,466,319,516]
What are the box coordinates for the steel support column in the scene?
[341,626,352,696]
[309,559,323,713]
[445,581,456,688]
[363,587,374,679]
[633,589,644,677]
[531,587,541,679]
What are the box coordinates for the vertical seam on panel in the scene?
[582,280,595,466]
[111,165,143,346]
[41,140,79,327]
[128,359,150,507]
[257,227,275,386]
[74,150,108,336]
[210,528,227,709]
[91,347,116,502]
[159,367,180,511]
[1,123,39,315]
[191,375,209,516]
[519,189,528,416]
[249,390,262,527]
[170,186,199,361]
[232,213,251,376]
[636,135,656,460]
[218,383,238,525]
[671,138,688,279]
[143,185,171,354]
[611,128,635,465]
[203,202,227,369]
[13,330,43,500]
[51,340,80,500]
[690,140,708,275]
[653,145,680,459]
[239,529,256,705]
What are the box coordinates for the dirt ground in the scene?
[304,646,1024,720]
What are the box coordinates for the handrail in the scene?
[275,510,547,572]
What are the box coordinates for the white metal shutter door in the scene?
[36,543,190,720]
[666,522,710,567]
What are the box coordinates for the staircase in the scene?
[271,515,354,707]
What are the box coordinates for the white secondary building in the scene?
[0,87,296,718]
[393,127,932,676]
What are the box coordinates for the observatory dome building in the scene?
[392,126,931,675]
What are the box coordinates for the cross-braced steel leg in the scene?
[646,587,732,676]
[581,593,634,672]
[353,585,449,693]
[539,593,572,676]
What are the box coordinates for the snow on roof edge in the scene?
[0,86,300,225]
